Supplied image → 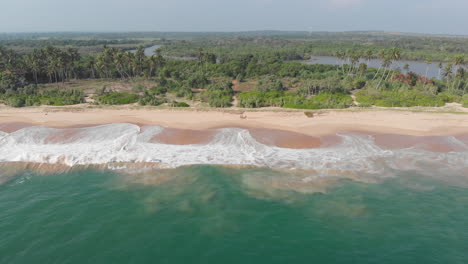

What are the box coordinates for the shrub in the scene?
[201,81,234,107]
[462,95,468,108]
[312,92,354,108]
[238,91,266,108]
[187,72,209,88]
[7,96,26,107]
[255,76,285,92]
[149,86,167,95]
[1,88,85,107]
[356,88,446,107]
[139,91,166,106]
[171,101,190,107]
[207,81,234,95]
[174,86,193,99]
[97,92,139,105]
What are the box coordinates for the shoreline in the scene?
[1,106,468,137]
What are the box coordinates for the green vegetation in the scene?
[0,85,84,107]
[170,101,190,107]
[0,32,467,110]
[96,92,139,105]
[201,81,234,107]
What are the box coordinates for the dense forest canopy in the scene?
[0,31,467,108]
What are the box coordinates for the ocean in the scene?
[0,167,467,263]
[0,124,467,263]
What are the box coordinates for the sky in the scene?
[1,0,468,35]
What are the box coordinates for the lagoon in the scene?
[305,56,444,79]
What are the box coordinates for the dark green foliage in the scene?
[283,93,353,109]
[0,86,85,107]
[149,86,167,95]
[206,81,234,95]
[174,86,193,99]
[238,90,352,109]
[355,88,447,107]
[171,101,190,107]
[139,90,166,106]
[1,33,467,110]
[202,81,234,107]
[186,72,209,88]
[238,91,300,108]
[237,91,267,108]
[255,76,285,92]
[96,92,139,105]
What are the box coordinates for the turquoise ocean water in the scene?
[0,166,467,264]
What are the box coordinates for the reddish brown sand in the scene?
[372,133,468,153]
[0,121,466,152]
[248,128,341,149]
[0,122,33,133]
[151,127,217,145]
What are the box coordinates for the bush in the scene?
[238,91,266,108]
[462,95,468,108]
[202,90,233,107]
[149,86,167,95]
[7,96,26,107]
[312,92,354,108]
[207,81,234,95]
[174,86,193,99]
[139,91,166,106]
[171,101,190,107]
[187,71,209,88]
[97,92,139,105]
[0,88,85,107]
[355,88,446,107]
[255,76,285,92]
[201,81,234,107]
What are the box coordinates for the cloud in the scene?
[330,0,364,8]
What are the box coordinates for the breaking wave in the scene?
[0,123,467,178]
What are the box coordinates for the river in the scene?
[305,56,444,79]
[139,46,445,79]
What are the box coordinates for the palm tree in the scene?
[24,52,41,84]
[452,55,465,90]
[424,58,432,78]
[438,62,443,79]
[443,63,453,91]
[114,52,128,79]
[197,48,205,65]
[376,56,392,90]
[372,49,387,81]
[334,50,346,74]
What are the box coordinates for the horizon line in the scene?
[1,30,468,38]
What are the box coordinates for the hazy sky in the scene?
[1,0,467,35]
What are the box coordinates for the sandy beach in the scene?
[0,106,467,136]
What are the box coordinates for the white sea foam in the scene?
[0,124,466,177]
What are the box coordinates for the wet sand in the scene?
[1,107,467,151]
[151,127,216,145]
[248,128,341,149]
[372,133,468,153]
[0,122,33,133]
